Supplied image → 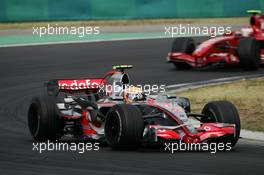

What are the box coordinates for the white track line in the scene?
[0,34,205,48]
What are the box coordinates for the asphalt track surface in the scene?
[0,38,264,175]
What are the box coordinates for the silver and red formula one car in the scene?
[167,10,264,70]
[28,65,240,150]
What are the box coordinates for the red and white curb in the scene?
[241,130,264,141]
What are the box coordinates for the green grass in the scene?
[0,17,248,30]
[177,78,264,132]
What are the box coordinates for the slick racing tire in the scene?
[105,104,144,150]
[238,37,261,70]
[202,101,240,146]
[28,96,64,141]
[171,37,195,70]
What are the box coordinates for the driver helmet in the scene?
[124,86,145,103]
[240,28,253,37]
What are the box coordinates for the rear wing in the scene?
[44,78,104,96]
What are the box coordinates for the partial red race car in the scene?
[28,65,240,150]
[167,10,264,70]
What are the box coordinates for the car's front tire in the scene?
[202,101,240,146]
[171,37,195,70]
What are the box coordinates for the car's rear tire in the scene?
[238,37,261,70]
[28,96,64,141]
[202,101,240,146]
[171,37,195,70]
[104,104,144,150]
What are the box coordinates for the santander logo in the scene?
[58,79,103,90]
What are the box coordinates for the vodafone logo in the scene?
[58,79,102,90]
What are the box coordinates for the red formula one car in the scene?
[28,65,240,150]
[167,10,264,70]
